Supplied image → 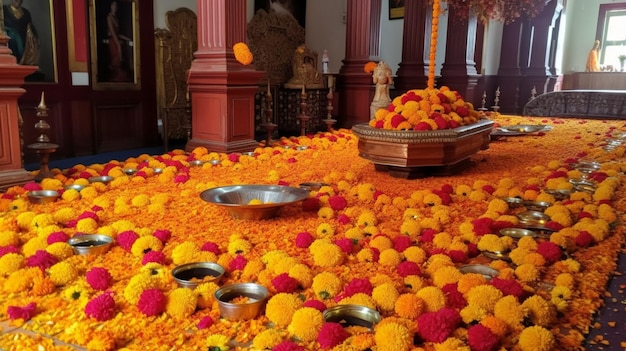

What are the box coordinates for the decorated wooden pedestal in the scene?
[352,119,494,179]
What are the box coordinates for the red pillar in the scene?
[0,33,37,190]
[394,0,428,92]
[185,0,264,154]
[496,20,525,114]
[337,0,382,128]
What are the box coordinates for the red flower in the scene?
[455,106,469,117]
[392,235,412,252]
[0,245,19,258]
[86,267,113,291]
[333,238,353,254]
[467,243,480,257]
[490,277,524,298]
[85,292,116,321]
[575,231,594,247]
[417,308,461,343]
[442,283,467,309]
[303,299,327,312]
[397,261,421,277]
[142,251,167,265]
[197,316,214,330]
[137,289,166,317]
[336,214,351,225]
[318,322,349,349]
[414,121,433,130]
[201,241,221,254]
[545,221,564,231]
[77,211,99,222]
[447,249,468,263]
[273,341,306,351]
[420,229,438,243]
[390,114,406,128]
[47,231,70,245]
[328,195,348,211]
[7,302,37,321]
[302,197,321,212]
[229,254,248,271]
[343,278,373,297]
[26,250,58,271]
[482,184,496,194]
[578,211,593,220]
[472,217,494,236]
[227,153,240,162]
[117,230,139,252]
[468,324,500,351]
[174,174,189,183]
[295,232,315,248]
[23,182,42,191]
[153,229,172,244]
[432,116,449,130]
[272,273,300,293]
[374,120,385,128]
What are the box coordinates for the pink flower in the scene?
[302,197,320,212]
[7,302,37,321]
[153,229,171,243]
[137,289,166,317]
[174,174,189,183]
[392,235,412,252]
[77,211,99,222]
[26,250,58,271]
[303,299,327,312]
[295,232,315,248]
[397,261,421,277]
[333,238,353,254]
[419,229,438,243]
[575,231,594,247]
[86,267,113,291]
[490,277,524,298]
[468,324,500,351]
[536,241,562,263]
[201,241,221,254]
[318,322,349,349]
[23,182,42,191]
[227,153,240,162]
[117,230,139,252]
[336,214,351,225]
[85,292,116,321]
[328,195,348,211]
[417,308,461,343]
[277,180,290,186]
[229,254,248,271]
[472,217,494,235]
[343,278,373,297]
[47,231,70,245]
[0,245,19,258]
[273,341,305,351]
[197,316,214,329]
[545,221,564,231]
[448,249,468,263]
[272,273,300,293]
[142,251,167,265]
[442,283,467,309]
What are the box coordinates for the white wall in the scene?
[153,0,197,29]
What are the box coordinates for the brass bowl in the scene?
[172,262,225,289]
[517,210,550,227]
[482,250,511,262]
[200,185,310,220]
[68,234,113,255]
[459,264,499,280]
[323,304,381,330]
[89,175,114,184]
[215,283,269,320]
[499,228,537,239]
[27,190,59,204]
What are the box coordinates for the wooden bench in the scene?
[523,90,626,119]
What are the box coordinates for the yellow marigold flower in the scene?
[403,275,425,293]
[265,293,303,327]
[287,263,313,289]
[130,194,150,207]
[63,282,89,303]
[22,236,48,257]
[400,220,421,237]
[415,286,446,312]
[461,304,488,324]
[273,256,300,275]
[362,225,380,237]
[194,282,219,309]
[466,285,503,313]
[288,307,324,342]
[402,247,426,265]
[432,232,452,249]
[338,293,376,309]
[123,273,162,304]
[434,337,470,351]
[518,326,555,351]
[227,238,252,255]
[130,236,163,257]
[312,271,343,299]
[372,283,399,311]
[48,261,78,286]
[252,328,284,350]
[17,211,36,229]
[0,230,20,246]
[40,178,63,190]
[76,217,99,234]
[457,273,487,295]
[477,234,507,253]
[515,263,540,282]
[317,206,335,219]
[425,254,454,276]
[206,334,231,350]
[61,188,81,201]
[480,315,509,338]
[316,222,335,237]
[432,266,463,289]
[356,210,377,227]
[312,242,344,267]
[9,198,29,212]
[419,217,441,231]
[46,242,74,260]
[521,295,556,327]
[344,227,366,241]
[554,273,575,288]
[374,321,413,351]
[171,241,201,265]
[378,248,402,267]
[370,235,393,251]
[394,293,424,319]
[166,287,198,319]
[0,253,25,276]
[468,189,488,202]
[494,295,526,330]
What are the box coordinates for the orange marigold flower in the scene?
[165,287,198,319]
[374,321,413,351]
[287,307,324,342]
[265,293,303,327]
[415,286,446,313]
[394,293,425,319]
[364,61,377,74]
[233,42,253,65]
[518,326,555,351]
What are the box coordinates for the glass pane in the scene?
[606,14,626,41]
[603,46,625,69]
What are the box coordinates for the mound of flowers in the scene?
[369,86,484,131]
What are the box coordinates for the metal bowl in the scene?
[544,188,572,200]
[501,197,525,208]
[523,200,551,211]
[189,160,205,167]
[68,234,113,255]
[517,210,550,227]
[499,124,551,133]
[200,185,310,220]
[323,304,381,330]
[481,250,511,262]
[459,264,499,280]
[89,175,114,184]
[568,178,597,193]
[215,283,269,320]
[209,159,221,166]
[124,168,138,175]
[572,161,601,173]
[299,182,330,191]
[172,262,225,289]
[64,184,86,192]
[27,190,59,204]
[500,227,537,239]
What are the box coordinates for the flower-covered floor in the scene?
[0,115,625,351]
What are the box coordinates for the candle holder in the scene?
[27,92,59,182]
[491,87,501,113]
[322,76,337,132]
[478,91,488,112]
[260,81,277,146]
[297,85,311,136]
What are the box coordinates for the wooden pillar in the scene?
[0,32,37,191]
[337,0,382,128]
[394,0,428,92]
[185,0,263,154]
[438,8,480,103]
[496,20,524,114]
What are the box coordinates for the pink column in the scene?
[186,0,263,153]
[337,0,382,128]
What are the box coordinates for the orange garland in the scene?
[427,0,441,89]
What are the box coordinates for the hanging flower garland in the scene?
[427,0,441,90]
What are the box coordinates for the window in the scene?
[596,4,626,70]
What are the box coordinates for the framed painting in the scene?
[1,0,57,83]
[89,0,140,90]
[389,0,405,20]
[66,0,88,72]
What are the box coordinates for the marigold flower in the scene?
[518,326,555,351]
[137,288,166,316]
[0,252,25,275]
[288,307,324,342]
[48,261,78,286]
[166,287,198,319]
[206,334,231,350]
[415,286,446,312]
[467,323,500,351]
[521,295,556,327]
[312,272,343,299]
[417,308,461,343]
[394,293,425,319]
[86,267,113,291]
[265,293,303,327]
[252,328,284,350]
[130,235,164,257]
[85,292,116,321]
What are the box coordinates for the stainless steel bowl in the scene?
[215,283,269,320]
[544,188,572,200]
[64,184,86,192]
[323,304,381,330]
[501,197,524,208]
[459,264,499,280]
[27,190,59,204]
[124,168,138,175]
[517,210,550,227]
[500,227,537,239]
[172,262,225,289]
[523,200,551,211]
[200,185,310,220]
[299,182,330,191]
[68,234,113,255]
[499,124,551,133]
[89,175,114,184]
[568,178,597,193]
[189,160,205,167]
[482,250,511,262]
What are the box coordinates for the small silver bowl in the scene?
[153,168,163,174]
[27,190,59,204]
[500,227,537,239]
[210,159,221,166]
[544,188,572,200]
[215,283,269,320]
[568,179,597,193]
[89,175,114,184]
[517,210,550,227]
[172,262,225,289]
[68,234,113,255]
[296,145,308,151]
[502,197,524,208]
[323,304,381,330]
[299,182,330,191]
[572,161,601,172]
[459,264,499,280]
[189,160,205,167]
[523,200,551,211]
[242,152,255,157]
[64,184,86,192]
[124,168,138,176]
[499,124,550,133]
[482,250,511,262]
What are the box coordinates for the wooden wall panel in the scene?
[93,103,143,153]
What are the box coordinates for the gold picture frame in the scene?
[2,0,58,83]
[389,0,405,20]
[89,0,141,90]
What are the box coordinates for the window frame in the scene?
[595,3,626,67]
